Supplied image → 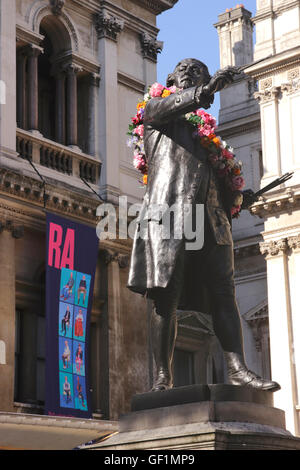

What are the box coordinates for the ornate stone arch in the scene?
[26,1,80,53]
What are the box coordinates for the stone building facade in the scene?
[0,0,178,449]
[215,1,300,436]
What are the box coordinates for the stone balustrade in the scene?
[16,128,101,185]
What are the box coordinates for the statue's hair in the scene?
[166,58,211,87]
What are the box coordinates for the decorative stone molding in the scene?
[49,0,65,16]
[139,32,163,62]
[94,12,124,42]
[287,68,300,81]
[260,238,288,257]
[260,77,273,90]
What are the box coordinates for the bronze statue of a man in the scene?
[127,58,280,393]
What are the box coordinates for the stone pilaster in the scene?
[0,222,23,411]
[95,11,124,202]
[260,237,299,434]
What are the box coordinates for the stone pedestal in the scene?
[86,385,300,450]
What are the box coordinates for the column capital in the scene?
[88,72,101,88]
[287,234,300,251]
[260,238,288,257]
[0,220,24,239]
[254,86,281,104]
[26,44,44,58]
[94,11,124,42]
[101,249,129,268]
[63,62,83,76]
[139,32,163,63]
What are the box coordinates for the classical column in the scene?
[87,73,100,156]
[66,64,81,147]
[16,48,27,129]
[0,225,18,411]
[260,238,298,434]
[27,45,43,132]
[54,69,66,145]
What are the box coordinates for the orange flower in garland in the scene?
[127,82,245,217]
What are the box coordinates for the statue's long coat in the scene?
[127,86,234,313]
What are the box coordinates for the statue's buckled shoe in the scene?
[225,352,281,392]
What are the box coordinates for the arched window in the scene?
[16,13,94,155]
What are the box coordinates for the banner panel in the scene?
[45,212,98,418]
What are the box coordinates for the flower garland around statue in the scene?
[127,82,245,217]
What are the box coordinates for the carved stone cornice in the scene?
[94,11,124,42]
[130,0,179,14]
[250,188,300,218]
[0,168,99,224]
[139,32,163,62]
[49,0,65,16]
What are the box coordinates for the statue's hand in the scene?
[241,189,258,209]
[203,66,240,95]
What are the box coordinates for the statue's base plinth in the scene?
[86,385,300,450]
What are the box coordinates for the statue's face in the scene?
[173,59,209,89]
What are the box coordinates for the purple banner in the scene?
[45,212,98,418]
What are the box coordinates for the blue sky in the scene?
[157,0,257,118]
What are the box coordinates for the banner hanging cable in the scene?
[80,177,105,203]
[23,154,47,209]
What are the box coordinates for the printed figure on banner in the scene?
[74,375,87,410]
[73,340,85,376]
[59,302,74,338]
[59,337,73,374]
[75,272,91,308]
[73,306,87,341]
[59,372,74,408]
[60,268,77,303]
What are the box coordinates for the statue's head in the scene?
[167,58,211,89]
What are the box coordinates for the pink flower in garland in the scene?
[231,205,241,216]
[133,153,146,171]
[149,82,165,98]
[134,124,144,137]
[198,123,215,137]
[222,148,234,160]
[231,175,245,191]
